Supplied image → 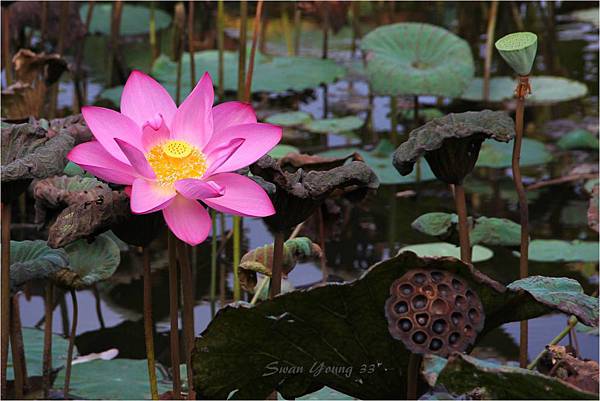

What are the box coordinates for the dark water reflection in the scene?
[17,1,600,371]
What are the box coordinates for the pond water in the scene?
[13,0,599,380]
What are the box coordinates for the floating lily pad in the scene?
[55,358,171,399]
[557,129,599,150]
[422,353,596,399]
[361,22,474,97]
[9,240,69,290]
[303,116,363,136]
[571,8,600,28]
[507,275,598,327]
[152,51,346,97]
[399,242,494,262]
[477,137,551,168]
[319,140,436,185]
[81,3,172,36]
[462,76,589,104]
[516,240,599,263]
[265,112,313,127]
[412,213,522,247]
[60,233,121,288]
[397,108,444,122]
[268,144,300,159]
[7,327,70,380]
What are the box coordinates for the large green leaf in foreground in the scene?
[192,251,595,399]
[7,328,69,380]
[9,240,69,290]
[152,51,346,97]
[61,233,121,288]
[55,358,171,399]
[422,353,596,399]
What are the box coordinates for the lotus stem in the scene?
[176,240,195,399]
[142,247,159,400]
[73,0,95,113]
[10,294,27,398]
[63,290,78,396]
[238,0,248,100]
[219,213,226,305]
[321,2,329,60]
[245,0,264,102]
[217,0,225,101]
[92,284,105,329]
[281,4,293,56]
[2,7,12,86]
[527,315,578,370]
[42,282,54,399]
[414,96,422,183]
[293,4,301,56]
[406,353,422,400]
[390,96,398,145]
[167,232,182,399]
[150,2,158,62]
[453,184,472,264]
[483,1,499,102]
[317,207,328,283]
[250,276,270,305]
[106,0,123,88]
[174,2,186,105]
[1,203,11,398]
[269,231,285,298]
[210,211,218,317]
[513,75,531,368]
[232,216,241,301]
[350,2,361,58]
[49,1,69,118]
[188,0,196,88]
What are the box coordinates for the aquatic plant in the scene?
[495,31,538,368]
[393,110,515,263]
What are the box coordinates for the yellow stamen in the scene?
[147,140,207,187]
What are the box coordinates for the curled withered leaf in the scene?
[45,114,92,144]
[393,110,515,184]
[539,345,599,395]
[250,154,379,231]
[1,119,74,202]
[278,152,362,172]
[31,175,131,248]
[1,49,68,119]
[239,237,323,292]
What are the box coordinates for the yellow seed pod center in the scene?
[163,140,193,159]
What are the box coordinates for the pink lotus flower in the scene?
[68,71,281,245]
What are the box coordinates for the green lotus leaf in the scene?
[63,161,89,177]
[495,32,538,76]
[516,240,599,263]
[98,85,124,106]
[303,116,363,136]
[462,76,589,104]
[268,144,300,159]
[9,240,69,290]
[557,129,599,150]
[318,139,437,185]
[476,137,551,168]
[397,108,444,122]
[464,176,541,202]
[507,276,598,327]
[60,233,121,288]
[265,112,313,127]
[576,322,599,336]
[361,22,475,97]
[422,353,596,399]
[55,358,172,399]
[7,327,70,380]
[192,251,586,399]
[399,242,494,262]
[393,110,515,177]
[570,8,599,28]
[412,213,521,247]
[81,3,172,36]
[151,51,346,97]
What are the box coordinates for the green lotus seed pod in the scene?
[495,32,538,76]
